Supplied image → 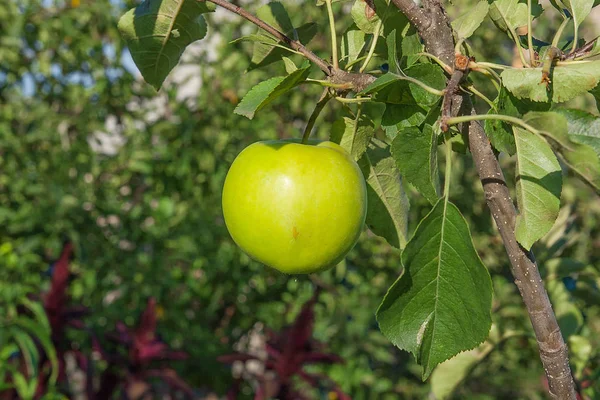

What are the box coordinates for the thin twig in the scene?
[359,20,382,73]
[325,0,339,69]
[527,0,535,65]
[204,0,331,74]
[464,85,497,111]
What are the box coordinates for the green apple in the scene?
[222,139,367,274]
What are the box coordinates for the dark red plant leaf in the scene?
[287,294,317,353]
[43,242,73,335]
[135,297,158,344]
[132,340,188,364]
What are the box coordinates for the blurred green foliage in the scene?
[1,0,599,399]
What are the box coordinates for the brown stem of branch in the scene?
[202,0,376,91]
[391,0,576,398]
[203,0,331,74]
[464,108,575,400]
[390,0,454,66]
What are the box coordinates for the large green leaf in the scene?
[381,104,427,140]
[234,66,311,119]
[488,0,542,34]
[331,112,375,161]
[234,23,318,71]
[485,89,518,155]
[451,1,489,40]
[386,28,400,74]
[391,125,440,204]
[524,111,600,192]
[249,3,317,70]
[358,139,410,249]
[341,25,367,66]
[549,0,594,33]
[363,65,445,107]
[547,271,584,339]
[501,61,600,103]
[118,0,214,90]
[430,340,494,399]
[554,109,600,156]
[12,318,58,385]
[485,87,550,155]
[377,199,493,380]
[514,127,562,250]
[401,27,422,68]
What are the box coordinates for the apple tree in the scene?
[117,0,600,398]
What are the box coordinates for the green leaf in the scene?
[405,64,446,107]
[341,25,367,66]
[117,0,214,90]
[363,65,444,107]
[10,328,39,379]
[12,318,58,385]
[351,0,404,35]
[553,109,600,156]
[550,0,594,33]
[485,87,550,155]
[488,0,542,34]
[386,28,400,74]
[256,1,294,34]
[351,0,381,34]
[248,23,318,70]
[234,66,311,119]
[358,138,409,248]
[524,111,600,192]
[381,104,427,140]
[547,277,583,339]
[11,370,36,400]
[501,61,600,103]
[19,298,50,332]
[360,73,400,95]
[401,28,422,68]
[247,3,317,70]
[451,1,489,40]
[591,84,600,113]
[282,57,298,74]
[391,125,440,204]
[569,335,592,378]
[331,112,375,161]
[377,199,493,380]
[513,127,562,250]
[430,341,494,399]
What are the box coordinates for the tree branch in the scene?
[203,0,376,91]
[464,108,575,400]
[391,0,454,66]
[391,0,577,398]
[204,0,331,74]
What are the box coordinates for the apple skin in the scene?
[222,139,367,274]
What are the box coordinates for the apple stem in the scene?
[302,89,332,144]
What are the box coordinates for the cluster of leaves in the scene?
[0,243,196,399]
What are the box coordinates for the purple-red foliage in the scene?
[219,292,349,400]
[96,297,194,399]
